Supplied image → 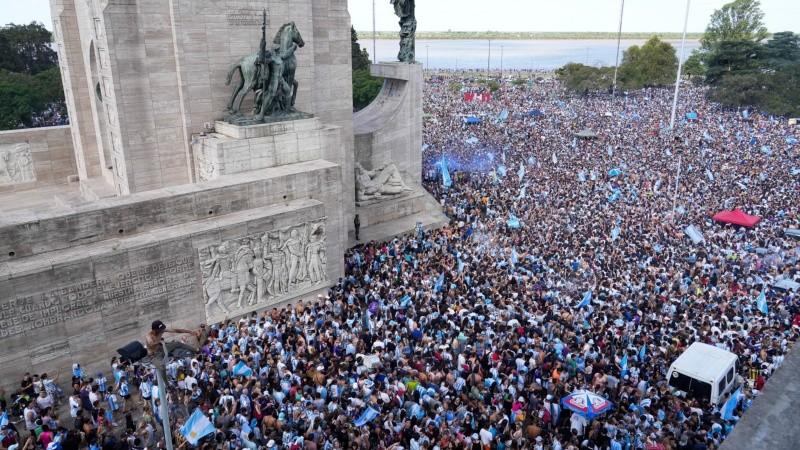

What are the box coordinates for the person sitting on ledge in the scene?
[145,320,207,365]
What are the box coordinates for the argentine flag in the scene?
[440,156,452,187]
[181,408,216,445]
[517,163,526,182]
[722,387,742,421]
[756,288,768,314]
[0,411,8,428]
[577,290,592,309]
[232,361,253,377]
[638,345,646,362]
[620,354,629,376]
[435,272,445,292]
[354,406,380,427]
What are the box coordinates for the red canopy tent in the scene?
[712,209,762,227]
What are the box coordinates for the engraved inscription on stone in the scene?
[227,3,268,27]
[0,257,196,338]
[198,219,327,322]
[0,143,36,185]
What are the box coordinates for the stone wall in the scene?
[0,126,76,192]
[0,161,343,382]
[353,62,423,184]
[50,0,355,197]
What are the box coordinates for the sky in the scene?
[5,0,799,34]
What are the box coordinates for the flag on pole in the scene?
[232,361,253,377]
[354,406,381,427]
[722,387,742,421]
[181,408,216,445]
[0,411,8,428]
[510,248,519,267]
[517,163,525,182]
[757,288,768,314]
[638,345,646,362]
[457,259,465,273]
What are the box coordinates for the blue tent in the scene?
[524,109,545,117]
[464,117,482,124]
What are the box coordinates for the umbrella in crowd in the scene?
[562,390,614,420]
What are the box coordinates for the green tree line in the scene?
[556,0,800,117]
[359,31,704,41]
[0,22,67,130]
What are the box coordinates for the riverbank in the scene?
[358,31,704,40]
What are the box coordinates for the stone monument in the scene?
[0,0,445,383]
[0,0,356,383]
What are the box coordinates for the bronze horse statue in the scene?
[224,22,305,116]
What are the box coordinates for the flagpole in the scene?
[611,0,625,98]
[155,348,175,450]
[487,39,491,79]
[372,0,377,64]
[669,0,691,130]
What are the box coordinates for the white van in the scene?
[666,342,740,405]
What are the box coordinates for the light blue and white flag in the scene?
[577,290,592,309]
[757,287,768,314]
[721,387,742,421]
[232,361,253,377]
[742,109,749,119]
[706,169,714,181]
[487,152,495,162]
[578,171,586,182]
[620,354,629,376]
[638,345,646,362]
[517,184,527,200]
[517,163,525,182]
[607,145,613,157]
[0,411,8,428]
[552,152,558,164]
[354,406,380,427]
[181,408,216,445]
[510,248,519,267]
[611,224,620,241]
[497,165,507,177]
[457,259,465,273]
[440,156,452,187]
[435,272,445,292]
[527,156,536,165]
[507,213,521,229]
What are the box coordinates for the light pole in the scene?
[426,45,429,69]
[487,39,491,79]
[612,0,625,98]
[500,45,504,79]
[672,144,683,221]
[669,0,691,130]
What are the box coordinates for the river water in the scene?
[366,39,700,71]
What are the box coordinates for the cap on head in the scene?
[152,320,167,331]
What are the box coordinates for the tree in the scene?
[762,31,800,70]
[351,27,371,71]
[556,63,614,94]
[704,40,763,85]
[683,49,706,78]
[618,36,678,89]
[700,0,769,51]
[0,22,58,75]
[350,27,381,111]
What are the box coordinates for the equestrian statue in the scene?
[225,12,305,121]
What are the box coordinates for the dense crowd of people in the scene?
[1,74,798,450]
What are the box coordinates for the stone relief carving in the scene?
[198,219,327,319]
[0,143,36,185]
[355,162,413,205]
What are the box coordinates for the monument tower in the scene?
[0,0,445,382]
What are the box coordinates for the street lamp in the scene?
[500,45,504,79]
[426,45,429,69]
[672,141,683,222]
[487,39,491,79]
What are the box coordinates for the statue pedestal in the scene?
[194,117,341,181]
